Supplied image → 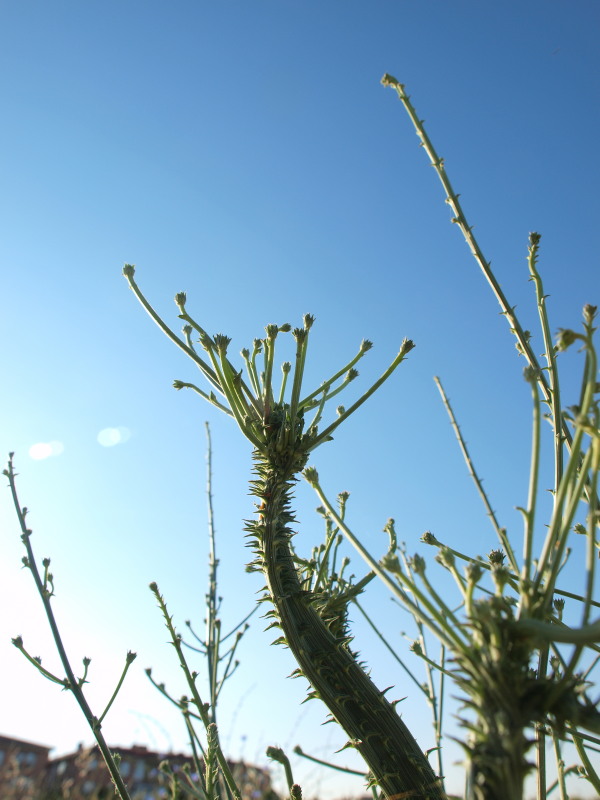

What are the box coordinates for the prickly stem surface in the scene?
[247,448,446,800]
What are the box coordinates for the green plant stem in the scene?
[551,731,568,800]
[433,377,518,573]
[572,731,600,794]
[535,647,549,800]
[307,471,469,657]
[381,79,553,414]
[205,422,219,724]
[98,653,137,724]
[527,233,564,493]
[293,745,366,776]
[266,746,296,793]
[422,532,600,610]
[151,583,242,800]
[123,266,221,393]
[582,438,599,627]
[308,340,414,451]
[519,370,542,594]
[251,452,446,799]
[299,340,370,408]
[5,455,133,800]
[353,599,427,697]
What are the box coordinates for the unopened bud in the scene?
[465,562,483,584]
[583,304,598,324]
[213,334,231,353]
[303,467,319,486]
[556,329,578,351]
[409,554,426,575]
[488,549,505,565]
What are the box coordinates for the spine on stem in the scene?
[246,438,445,800]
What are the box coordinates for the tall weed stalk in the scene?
[122,77,599,800]
[6,75,598,800]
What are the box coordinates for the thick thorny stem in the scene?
[247,438,445,799]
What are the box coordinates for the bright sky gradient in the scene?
[1,3,599,798]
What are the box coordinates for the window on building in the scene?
[133,759,146,781]
[16,751,37,767]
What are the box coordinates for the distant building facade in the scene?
[0,734,51,799]
[0,735,277,799]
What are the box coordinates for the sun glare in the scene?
[97,427,131,447]
[28,441,64,460]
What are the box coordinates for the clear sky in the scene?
[1,2,599,798]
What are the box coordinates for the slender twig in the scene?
[5,455,134,800]
[434,376,518,573]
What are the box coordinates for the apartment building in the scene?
[0,735,277,799]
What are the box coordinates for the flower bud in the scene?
[409,554,426,575]
[293,327,307,343]
[553,597,565,617]
[436,546,455,569]
[488,549,505,565]
[556,329,578,351]
[421,531,439,546]
[523,365,541,384]
[303,467,319,486]
[410,640,423,656]
[465,562,483,584]
[213,334,231,353]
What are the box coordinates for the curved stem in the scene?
[250,450,446,800]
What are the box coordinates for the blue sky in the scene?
[1,2,599,798]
